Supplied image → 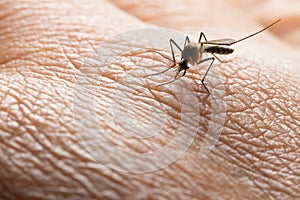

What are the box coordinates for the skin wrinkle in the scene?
[98,71,189,153]
[183,153,256,199]
[101,90,187,137]
[1,0,300,199]
[214,57,300,197]
[1,75,82,198]
[213,150,284,199]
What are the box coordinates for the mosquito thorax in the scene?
[181,42,201,66]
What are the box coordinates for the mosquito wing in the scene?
[202,38,236,46]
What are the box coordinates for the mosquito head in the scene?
[179,59,189,72]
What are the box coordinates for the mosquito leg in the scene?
[143,51,175,78]
[200,57,215,82]
[202,81,210,94]
[144,39,182,78]
[184,36,190,47]
[170,39,183,52]
[211,53,227,63]
[143,65,175,78]
[157,71,185,87]
[182,68,187,76]
[174,69,181,79]
[151,51,173,62]
[198,57,215,93]
[170,39,182,65]
[198,32,208,43]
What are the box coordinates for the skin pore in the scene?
[0,0,299,199]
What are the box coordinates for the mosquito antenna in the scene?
[231,19,281,45]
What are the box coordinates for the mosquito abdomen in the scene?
[205,46,234,55]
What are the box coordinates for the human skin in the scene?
[0,0,300,199]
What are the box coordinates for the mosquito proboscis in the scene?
[144,19,281,93]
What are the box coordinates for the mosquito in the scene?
[144,19,281,93]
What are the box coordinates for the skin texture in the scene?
[0,0,300,199]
